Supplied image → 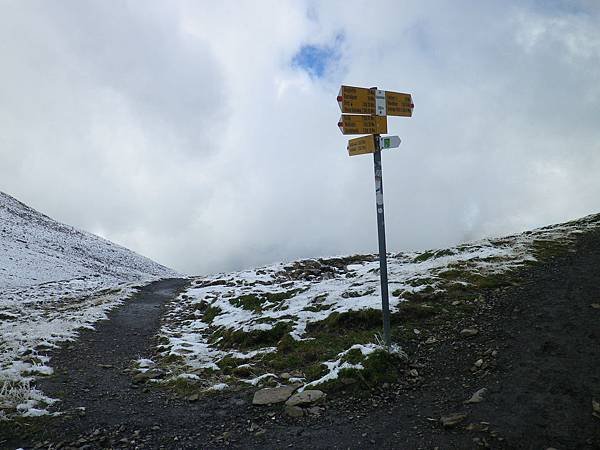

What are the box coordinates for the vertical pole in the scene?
[373,135,391,347]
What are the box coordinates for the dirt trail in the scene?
[2,231,600,449]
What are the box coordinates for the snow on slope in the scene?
[0,191,181,418]
[151,213,600,392]
[0,191,179,289]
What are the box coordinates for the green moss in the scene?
[306,309,382,333]
[162,353,186,364]
[397,302,439,319]
[531,239,570,261]
[342,348,365,365]
[302,303,333,313]
[202,305,222,324]
[360,349,403,384]
[414,249,454,263]
[229,294,264,312]
[162,377,200,397]
[217,322,291,350]
[437,267,511,291]
[216,356,247,374]
[305,362,328,380]
[228,290,303,313]
[413,250,435,262]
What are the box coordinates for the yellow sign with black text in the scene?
[338,115,387,135]
[347,135,376,157]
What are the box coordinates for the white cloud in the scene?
[1,0,599,275]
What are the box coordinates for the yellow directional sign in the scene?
[337,85,414,117]
[338,115,387,135]
[337,85,376,115]
[347,135,376,157]
[385,91,413,117]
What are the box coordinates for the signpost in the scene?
[337,85,413,347]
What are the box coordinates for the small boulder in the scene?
[252,385,297,405]
[284,405,304,418]
[460,328,479,338]
[440,413,467,428]
[285,389,326,407]
[464,388,487,404]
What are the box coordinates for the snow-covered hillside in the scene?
[145,213,600,396]
[0,191,179,289]
[0,191,181,418]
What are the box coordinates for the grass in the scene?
[202,305,222,324]
[227,289,303,313]
[213,322,292,350]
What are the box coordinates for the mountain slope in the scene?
[0,191,179,289]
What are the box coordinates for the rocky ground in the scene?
[1,230,600,449]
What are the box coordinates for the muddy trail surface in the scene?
[2,231,600,449]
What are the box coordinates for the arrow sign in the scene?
[337,85,375,115]
[347,135,376,157]
[385,92,413,117]
[338,114,387,135]
[378,136,401,149]
[337,85,414,117]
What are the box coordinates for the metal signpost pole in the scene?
[338,83,413,348]
[373,135,391,347]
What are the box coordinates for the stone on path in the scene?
[252,385,297,405]
[464,388,487,404]
[440,413,467,428]
[285,390,326,407]
[460,328,479,338]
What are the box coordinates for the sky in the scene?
[1,0,600,276]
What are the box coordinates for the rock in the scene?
[591,303,600,309]
[593,399,600,420]
[409,369,419,377]
[460,328,479,338]
[425,337,438,344]
[285,405,304,418]
[464,388,487,404]
[280,372,291,380]
[474,359,484,368]
[186,393,199,402]
[285,390,326,406]
[133,369,165,383]
[252,385,297,405]
[307,406,323,416]
[440,413,467,428]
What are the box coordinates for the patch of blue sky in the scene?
[291,34,344,78]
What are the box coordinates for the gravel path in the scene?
[2,230,600,449]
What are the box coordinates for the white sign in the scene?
[378,136,401,149]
